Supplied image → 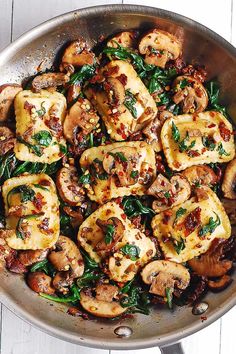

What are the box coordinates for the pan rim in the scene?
[0,3,236,350]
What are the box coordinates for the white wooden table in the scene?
[0,0,235,353]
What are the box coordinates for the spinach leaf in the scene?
[7,184,35,206]
[171,122,180,142]
[202,136,216,151]
[33,184,49,192]
[172,237,186,255]
[108,151,127,162]
[30,259,56,277]
[36,102,46,117]
[124,90,138,118]
[105,224,115,244]
[40,283,81,303]
[33,130,52,147]
[120,244,140,261]
[178,133,196,152]
[119,282,150,315]
[122,196,155,218]
[80,248,99,270]
[90,158,109,180]
[79,173,91,185]
[17,136,43,157]
[205,81,227,115]
[69,65,96,85]
[217,142,230,156]
[16,213,44,239]
[199,212,221,237]
[130,170,139,179]
[59,144,67,155]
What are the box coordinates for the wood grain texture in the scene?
[0,0,13,50]
[0,0,235,353]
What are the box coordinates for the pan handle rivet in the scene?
[192,301,209,315]
[114,326,133,338]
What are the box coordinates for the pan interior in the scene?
[0,5,236,350]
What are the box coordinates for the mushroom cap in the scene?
[31,73,70,93]
[141,260,190,296]
[18,249,49,266]
[80,290,126,318]
[63,98,99,143]
[0,126,15,156]
[107,31,137,49]
[139,29,182,68]
[222,157,236,199]
[27,271,55,294]
[182,165,218,187]
[60,40,95,71]
[0,84,22,121]
[48,235,84,278]
[56,166,85,206]
[172,75,208,113]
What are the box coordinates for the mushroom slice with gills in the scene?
[18,249,49,266]
[102,146,140,186]
[188,238,233,277]
[172,75,208,113]
[60,39,95,72]
[208,274,232,291]
[104,77,125,106]
[56,166,85,206]
[95,217,125,256]
[63,98,100,143]
[52,271,74,294]
[27,271,55,294]
[182,165,218,187]
[0,126,15,156]
[48,235,84,278]
[95,284,119,302]
[80,287,126,318]
[147,174,191,212]
[141,260,190,297]
[107,31,137,49]
[139,29,182,68]
[31,72,70,93]
[222,157,236,199]
[0,84,22,121]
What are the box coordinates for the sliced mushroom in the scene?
[139,29,182,68]
[63,98,100,143]
[31,72,70,92]
[141,260,190,297]
[80,289,126,318]
[102,146,140,186]
[48,235,84,278]
[104,77,125,106]
[148,174,191,212]
[0,126,15,156]
[63,206,84,228]
[67,84,81,104]
[142,116,162,152]
[56,166,85,206]
[221,198,236,225]
[95,284,118,302]
[182,165,218,187]
[172,75,208,113]
[18,249,49,266]
[107,31,137,49]
[95,217,125,256]
[222,158,236,199]
[52,271,73,294]
[27,271,55,294]
[188,238,233,277]
[60,40,95,72]
[0,84,22,121]
[208,274,232,291]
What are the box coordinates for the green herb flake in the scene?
[59,144,67,155]
[172,237,186,254]
[108,151,128,162]
[36,102,46,117]
[120,244,141,261]
[165,287,173,309]
[178,132,196,152]
[33,130,52,147]
[179,78,189,89]
[164,191,171,199]
[124,90,138,118]
[130,170,139,179]
[202,136,216,151]
[217,142,230,156]
[174,207,187,225]
[199,212,221,237]
[79,173,91,185]
[105,224,115,244]
[171,121,180,142]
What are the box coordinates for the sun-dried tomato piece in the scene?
[184,207,201,236]
[219,122,231,142]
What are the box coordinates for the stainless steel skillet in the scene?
[0,4,235,353]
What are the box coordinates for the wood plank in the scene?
[0,0,13,50]
[123,0,232,40]
[12,0,122,40]
[220,306,236,354]
[1,306,108,354]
